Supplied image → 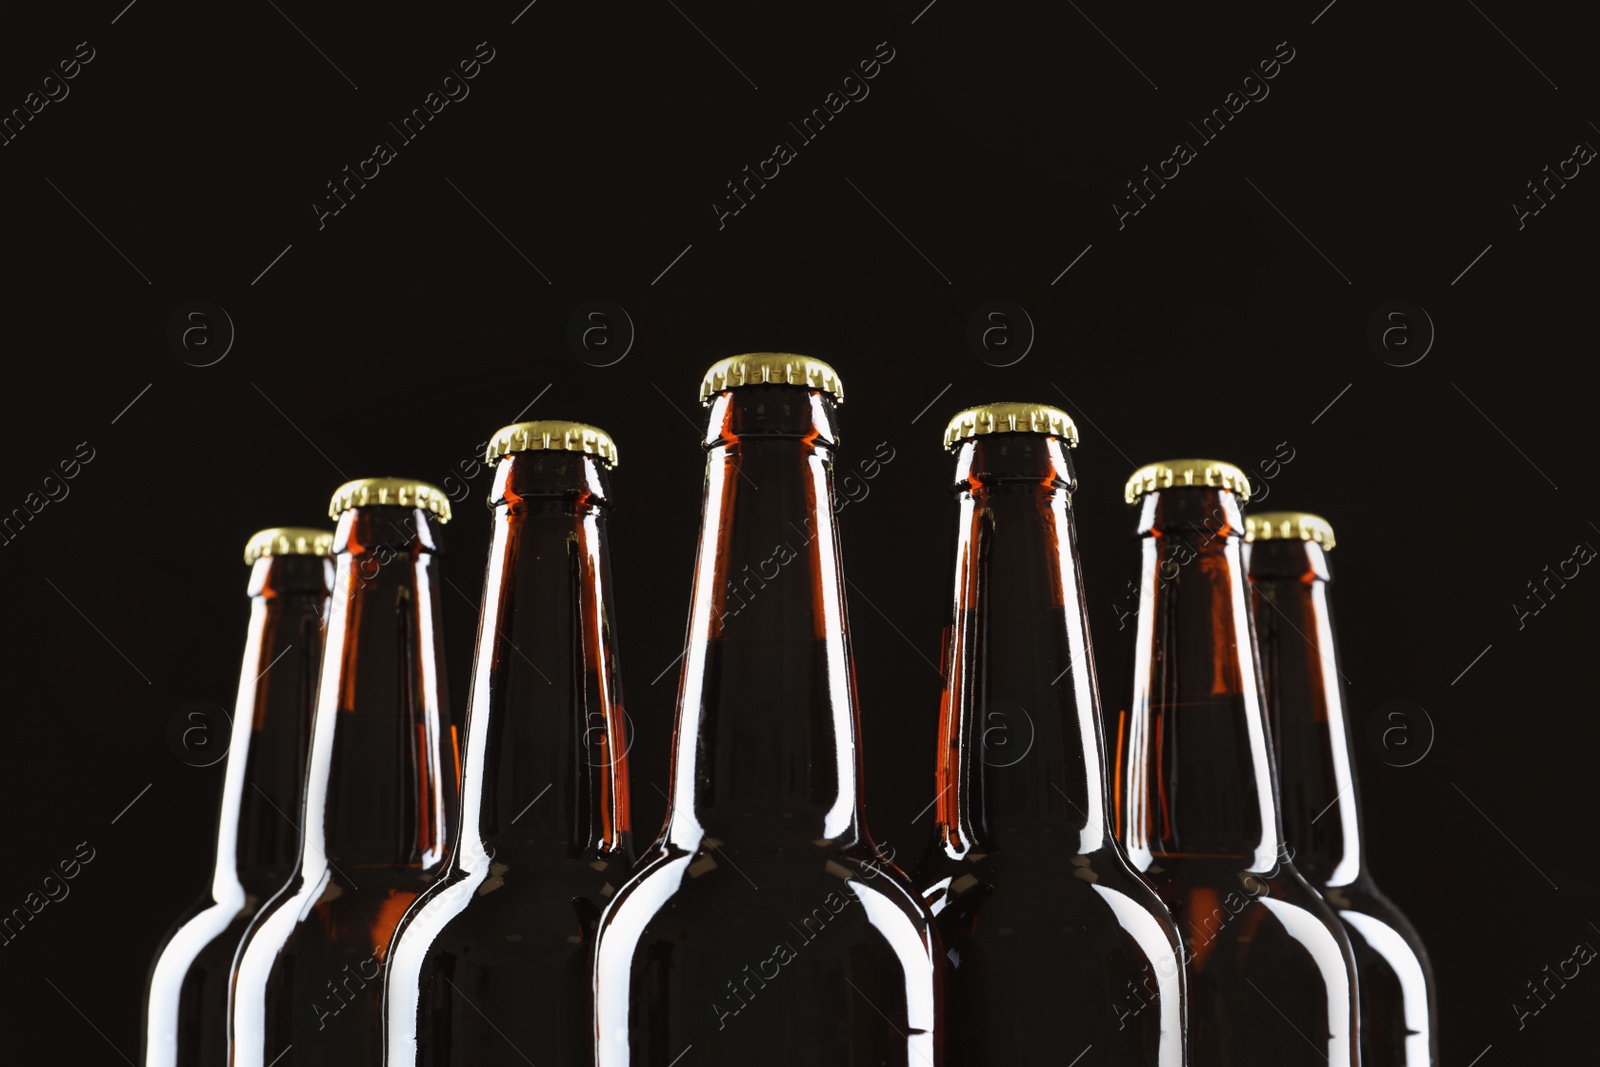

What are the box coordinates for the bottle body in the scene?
[231,502,458,1067]
[1116,478,1359,1066]
[598,837,935,1065]
[1142,856,1355,1066]
[593,378,941,1066]
[385,444,634,1067]
[916,427,1184,1066]
[1323,882,1433,1065]
[923,844,1181,1064]
[234,864,436,1065]
[1250,533,1436,1065]
[142,550,330,1067]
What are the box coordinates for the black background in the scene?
[1,0,1593,1061]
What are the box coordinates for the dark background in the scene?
[1,0,1592,1061]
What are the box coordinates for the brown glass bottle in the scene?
[593,355,942,1066]
[231,480,460,1067]
[1247,512,1436,1065]
[915,405,1185,1066]
[142,529,333,1067]
[384,423,634,1066]
[1115,461,1360,1066]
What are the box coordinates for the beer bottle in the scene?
[593,355,942,1066]
[384,422,634,1066]
[1115,461,1360,1066]
[916,405,1185,1066]
[1247,512,1436,1065]
[231,480,460,1067]
[142,528,333,1067]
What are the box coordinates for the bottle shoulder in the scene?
[391,847,631,945]
[148,895,255,983]
[631,834,919,881]
[920,838,1153,886]
[156,890,247,940]
[600,837,936,943]
[1321,881,1435,975]
[1143,859,1357,977]
[921,845,1181,954]
[1319,877,1417,929]
[1145,855,1340,909]
[243,863,436,948]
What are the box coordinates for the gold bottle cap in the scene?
[327,478,453,522]
[485,420,619,469]
[1124,459,1252,504]
[1245,511,1336,551]
[943,402,1079,451]
[699,353,843,405]
[243,527,335,565]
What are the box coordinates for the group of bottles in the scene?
[143,354,1435,1065]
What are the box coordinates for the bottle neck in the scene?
[214,555,331,901]
[1248,539,1363,887]
[665,385,863,847]
[934,434,1111,857]
[301,506,459,872]
[1120,487,1284,871]
[456,450,632,868]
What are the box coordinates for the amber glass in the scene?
[915,431,1185,1066]
[384,448,634,1066]
[593,382,942,1066]
[142,553,330,1067]
[1115,484,1359,1065]
[1249,536,1436,1065]
[231,505,460,1067]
